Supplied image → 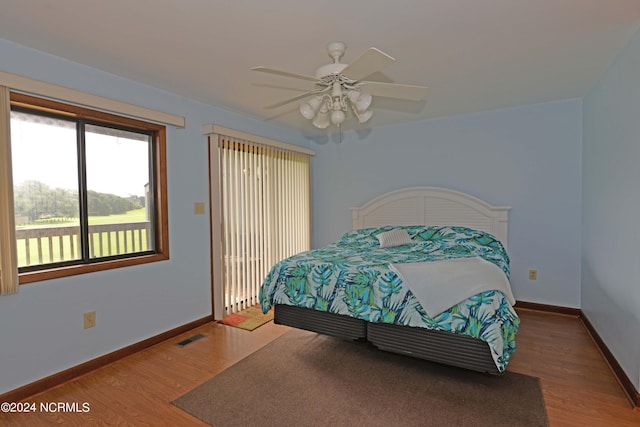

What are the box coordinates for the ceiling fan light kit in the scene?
[252,41,428,131]
[299,86,373,128]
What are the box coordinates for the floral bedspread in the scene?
[259,225,519,372]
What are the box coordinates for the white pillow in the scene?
[377,229,413,248]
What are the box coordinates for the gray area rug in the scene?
[173,329,548,427]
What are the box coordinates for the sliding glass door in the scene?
[214,134,311,316]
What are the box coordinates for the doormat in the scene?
[219,305,274,331]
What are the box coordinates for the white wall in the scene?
[582,28,640,390]
[0,39,309,394]
[311,99,583,308]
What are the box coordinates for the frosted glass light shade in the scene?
[331,110,346,125]
[357,109,373,123]
[348,90,372,112]
[300,96,323,120]
[312,110,330,128]
[354,93,372,112]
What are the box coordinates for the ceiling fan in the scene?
[251,41,428,129]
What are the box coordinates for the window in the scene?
[10,93,169,284]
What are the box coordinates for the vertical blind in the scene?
[218,135,311,316]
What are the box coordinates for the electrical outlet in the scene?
[83,311,96,329]
[528,269,538,281]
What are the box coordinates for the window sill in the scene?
[18,253,170,284]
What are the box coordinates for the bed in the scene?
[259,187,519,375]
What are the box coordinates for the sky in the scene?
[10,113,149,198]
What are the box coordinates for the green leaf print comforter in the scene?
[259,225,520,372]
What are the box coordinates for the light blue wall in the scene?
[0,39,309,394]
[312,99,583,308]
[583,29,640,390]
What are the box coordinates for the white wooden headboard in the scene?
[350,187,511,249]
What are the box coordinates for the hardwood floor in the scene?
[1,309,639,426]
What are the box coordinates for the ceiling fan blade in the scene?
[341,48,395,81]
[359,81,428,101]
[251,66,320,82]
[264,90,322,109]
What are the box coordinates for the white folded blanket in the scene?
[388,257,515,317]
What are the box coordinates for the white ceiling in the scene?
[1,0,639,136]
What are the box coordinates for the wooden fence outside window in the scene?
[15,222,151,267]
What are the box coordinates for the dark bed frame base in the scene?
[274,304,501,375]
[274,303,367,340]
